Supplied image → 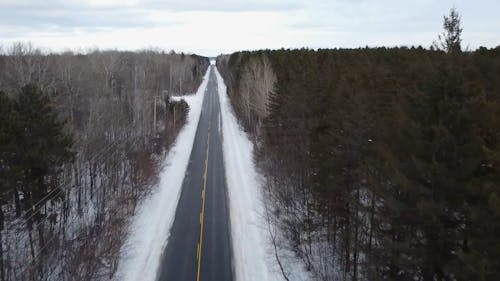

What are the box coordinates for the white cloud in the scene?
[0,0,498,56]
[82,0,141,7]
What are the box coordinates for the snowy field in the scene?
[114,68,209,281]
[215,67,310,281]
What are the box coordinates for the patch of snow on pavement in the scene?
[215,67,310,281]
[114,68,210,281]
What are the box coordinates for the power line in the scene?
[6,127,161,280]
[16,175,136,280]
[4,121,134,232]
[11,134,147,251]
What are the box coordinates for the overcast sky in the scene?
[0,0,498,56]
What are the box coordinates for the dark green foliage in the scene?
[0,91,20,197]
[434,7,463,54]
[218,45,500,280]
[0,84,74,214]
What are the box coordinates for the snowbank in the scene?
[114,68,210,281]
[215,67,310,281]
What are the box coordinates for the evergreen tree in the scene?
[1,84,74,232]
[434,7,463,54]
[12,84,74,212]
[0,91,18,195]
[217,33,500,281]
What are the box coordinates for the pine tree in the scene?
[0,91,18,195]
[1,85,74,277]
[0,91,17,281]
[434,7,463,54]
[455,58,500,281]
[12,84,74,211]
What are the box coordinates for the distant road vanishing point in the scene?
[157,66,233,281]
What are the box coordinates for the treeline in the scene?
[0,42,209,280]
[217,17,500,281]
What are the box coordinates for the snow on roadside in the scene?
[114,68,210,281]
[214,67,311,281]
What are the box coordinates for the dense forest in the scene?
[217,10,500,281]
[0,43,209,280]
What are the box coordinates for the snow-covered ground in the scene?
[114,68,209,281]
[214,67,310,281]
[116,63,309,281]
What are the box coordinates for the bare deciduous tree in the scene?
[0,43,209,281]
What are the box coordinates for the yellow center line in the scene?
[197,120,211,281]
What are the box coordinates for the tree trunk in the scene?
[28,228,36,260]
[353,213,359,281]
[89,160,95,200]
[368,193,376,253]
[345,204,351,275]
[37,221,46,256]
[0,205,5,281]
[13,189,21,217]
[37,221,45,279]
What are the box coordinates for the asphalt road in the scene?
[157,66,232,281]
